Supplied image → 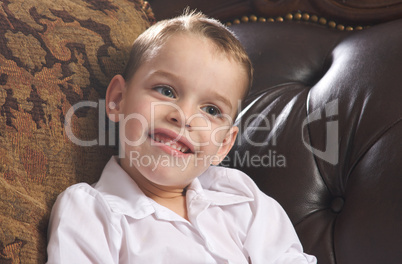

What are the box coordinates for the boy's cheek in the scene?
[187,130,222,149]
[209,127,232,147]
[119,115,149,142]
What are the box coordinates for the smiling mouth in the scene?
[150,133,193,154]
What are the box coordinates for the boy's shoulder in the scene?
[50,181,115,222]
[62,182,99,197]
[54,182,107,207]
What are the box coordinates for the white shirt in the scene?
[47,156,316,264]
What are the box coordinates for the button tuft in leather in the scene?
[331,197,345,213]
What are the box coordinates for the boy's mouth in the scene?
[149,130,194,154]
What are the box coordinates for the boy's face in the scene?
[107,33,247,189]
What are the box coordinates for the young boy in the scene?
[47,11,317,264]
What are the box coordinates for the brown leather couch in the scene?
[150,1,402,263]
[228,19,402,264]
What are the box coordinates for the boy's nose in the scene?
[166,105,191,128]
[166,103,204,129]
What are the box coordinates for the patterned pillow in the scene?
[0,0,154,262]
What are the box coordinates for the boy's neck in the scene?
[140,182,186,199]
[119,158,190,220]
[149,191,189,220]
[140,184,189,221]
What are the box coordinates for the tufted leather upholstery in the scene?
[225,19,402,264]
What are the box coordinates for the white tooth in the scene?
[177,146,182,152]
[164,141,170,146]
[155,136,160,142]
[171,145,177,149]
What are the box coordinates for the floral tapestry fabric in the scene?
[0,0,154,262]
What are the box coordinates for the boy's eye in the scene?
[201,105,222,117]
[154,86,176,98]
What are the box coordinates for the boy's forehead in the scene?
[153,33,247,83]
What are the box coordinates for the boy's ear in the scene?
[212,126,239,166]
[106,75,126,122]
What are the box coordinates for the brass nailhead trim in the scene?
[328,21,337,28]
[319,17,327,25]
[226,12,366,31]
[276,16,284,22]
[311,15,318,22]
[285,14,293,20]
[241,16,249,23]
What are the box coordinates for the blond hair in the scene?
[122,10,253,98]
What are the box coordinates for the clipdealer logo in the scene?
[301,99,339,165]
[64,99,339,166]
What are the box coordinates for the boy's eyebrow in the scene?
[150,70,233,111]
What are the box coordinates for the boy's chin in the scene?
[145,162,208,181]
[144,169,196,187]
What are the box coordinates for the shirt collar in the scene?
[186,174,253,207]
[190,166,254,206]
[93,157,253,220]
[93,156,156,219]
